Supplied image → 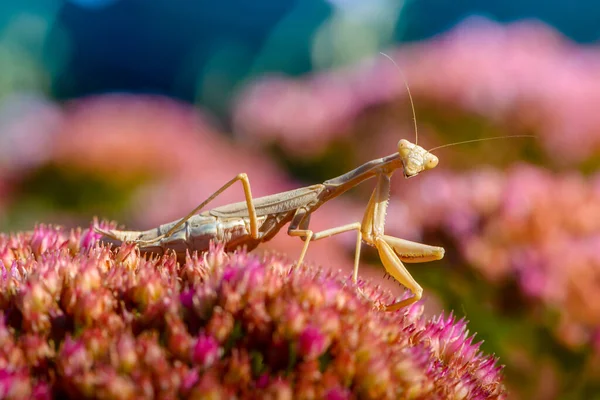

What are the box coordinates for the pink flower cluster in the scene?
[0,223,506,399]
[384,164,600,352]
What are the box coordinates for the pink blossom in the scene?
[192,333,221,368]
[0,223,505,398]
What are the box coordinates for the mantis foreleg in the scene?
[361,173,444,310]
[287,173,443,310]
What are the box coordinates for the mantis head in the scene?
[397,139,439,178]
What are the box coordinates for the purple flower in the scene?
[0,222,505,398]
[324,387,352,400]
[0,369,32,399]
[298,325,327,360]
[192,333,221,368]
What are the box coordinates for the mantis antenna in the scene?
[379,52,536,151]
[379,52,419,146]
[428,135,537,153]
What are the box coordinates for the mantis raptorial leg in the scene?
[289,172,444,310]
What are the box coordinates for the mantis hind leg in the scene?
[94,227,119,240]
[96,173,260,245]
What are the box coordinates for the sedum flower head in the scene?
[0,222,506,399]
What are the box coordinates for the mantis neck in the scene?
[321,153,402,201]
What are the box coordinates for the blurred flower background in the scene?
[1,0,600,398]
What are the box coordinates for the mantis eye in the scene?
[424,154,439,170]
[397,139,412,157]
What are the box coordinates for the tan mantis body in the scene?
[98,139,444,311]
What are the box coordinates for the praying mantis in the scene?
[98,138,442,311]
[97,54,532,311]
